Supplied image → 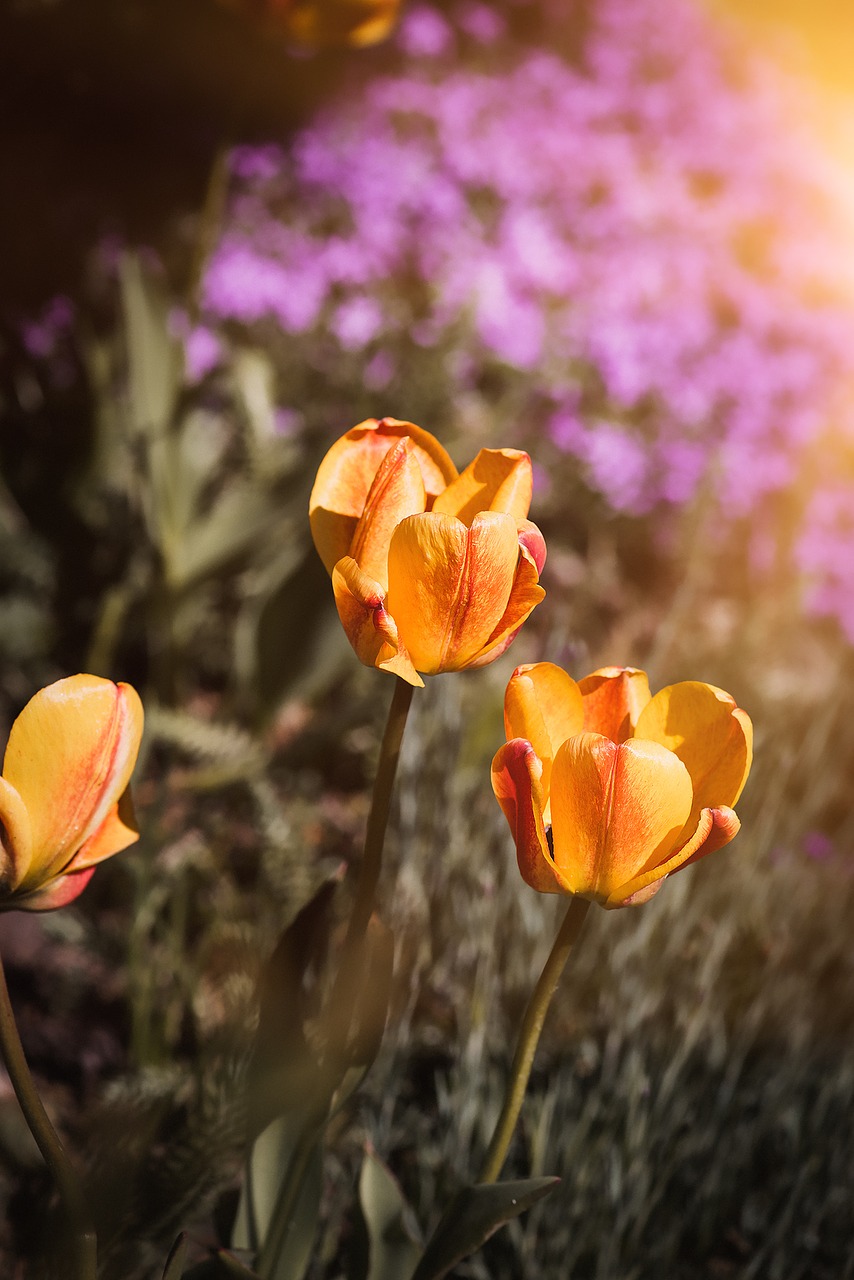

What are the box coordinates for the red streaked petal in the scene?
[605,805,741,907]
[332,556,424,687]
[491,739,565,894]
[7,866,97,913]
[578,667,651,743]
[348,437,427,587]
[309,418,458,574]
[5,677,144,893]
[463,537,545,671]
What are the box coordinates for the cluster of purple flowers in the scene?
[199,0,854,640]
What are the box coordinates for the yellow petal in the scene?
[386,510,520,674]
[309,418,457,575]
[4,676,144,894]
[348,438,426,586]
[0,778,33,893]
[634,681,753,827]
[432,448,533,526]
[462,536,545,672]
[332,556,424,686]
[491,740,565,894]
[503,663,584,811]
[607,805,741,908]
[549,733,692,904]
[578,667,651,742]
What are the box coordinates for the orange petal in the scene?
[503,664,584,809]
[463,536,546,672]
[309,418,457,574]
[0,777,33,896]
[634,681,753,827]
[432,448,533,526]
[68,789,140,872]
[578,667,651,742]
[491,740,564,894]
[4,677,144,894]
[606,805,741,907]
[332,556,424,687]
[386,510,520,674]
[549,733,692,904]
[348,438,426,586]
[7,866,97,913]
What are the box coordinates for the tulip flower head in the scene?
[0,676,144,911]
[309,418,546,687]
[492,664,752,908]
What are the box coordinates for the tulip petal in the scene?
[8,866,97,913]
[332,556,424,687]
[606,805,741,907]
[4,677,144,893]
[491,740,565,893]
[348,437,426,586]
[634,682,753,825]
[69,789,140,872]
[310,418,457,574]
[463,537,546,671]
[516,519,547,575]
[503,663,584,808]
[578,667,651,743]
[432,448,533,526]
[550,733,693,904]
[386,511,520,674]
[0,778,33,893]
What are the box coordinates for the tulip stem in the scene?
[0,944,97,1280]
[344,675,414,951]
[479,896,591,1185]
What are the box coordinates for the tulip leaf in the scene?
[411,1177,560,1280]
[248,874,341,1140]
[161,1232,189,1280]
[120,254,181,439]
[180,1251,261,1279]
[358,1147,423,1280]
[232,1116,323,1280]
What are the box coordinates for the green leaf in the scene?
[411,1177,560,1280]
[359,1147,423,1280]
[120,254,182,438]
[232,1117,323,1280]
[161,1232,189,1280]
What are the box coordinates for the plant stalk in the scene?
[0,944,97,1280]
[479,895,591,1184]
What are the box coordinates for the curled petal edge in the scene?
[465,536,546,671]
[491,739,567,894]
[604,805,741,909]
[332,556,424,687]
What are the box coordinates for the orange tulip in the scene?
[309,418,546,687]
[0,676,144,912]
[492,664,752,908]
[216,0,401,48]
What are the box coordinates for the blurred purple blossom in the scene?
[199,0,854,638]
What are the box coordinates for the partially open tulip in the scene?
[309,418,546,687]
[492,664,752,908]
[0,676,144,911]
[216,0,401,48]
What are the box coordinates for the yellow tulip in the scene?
[215,0,401,48]
[309,418,547,687]
[0,676,144,911]
[492,664,752,908]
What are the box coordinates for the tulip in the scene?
[0,676,144,911]
[492,663,752,908]
[309,418,546,687]
[216,0,401,48]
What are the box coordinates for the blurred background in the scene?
[1,0,853,1276]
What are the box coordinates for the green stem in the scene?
[343,675,414,952]
[479,896,591,1184]
[0,944,97,1280]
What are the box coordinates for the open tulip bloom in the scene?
[0,675,144,911]
[492,664,752,908]
[309,418,546,687]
